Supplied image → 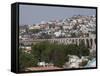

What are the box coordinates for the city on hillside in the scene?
[19,15,96,40]
[19,15,96,71]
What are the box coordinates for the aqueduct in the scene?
[20,37,96,50]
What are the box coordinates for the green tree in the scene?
[29,29,41,33]
[51,44,68,67]
[31,41,90,68]
[19,48,38,71]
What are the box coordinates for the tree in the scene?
[78,40,90,57]
[31,41,90,68]
[71,33,76,37]
[40,33,51,39]
[51,44,68,67]
[19,48,38,71]
[29,29,41,33]
[64,44,90,58]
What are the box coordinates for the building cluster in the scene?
[19,15,96,51]
[19,15,96,41]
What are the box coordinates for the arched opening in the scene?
[86,39,89,48]
[79,39,85,47]
[90,39,92,49]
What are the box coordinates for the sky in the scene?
[19,5,96,25]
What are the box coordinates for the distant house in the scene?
[63,25,72,30]
[34,25,41,29]
[29,25,41,30]
[19,25,28,33]
[66,55,89,68]
[54,31,62,37]
[37,62,54,67]
[37,62,46,67]
[28,25,34,29]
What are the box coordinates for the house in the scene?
[67,55,89,68]
[37,62,54,67]
[19,25,28,33]
[29,24,41,30]
[54,30,62,37]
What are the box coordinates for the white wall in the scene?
[0,0,99,76]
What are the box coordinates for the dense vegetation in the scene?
[19,40,90,70]
[19,48,38,71]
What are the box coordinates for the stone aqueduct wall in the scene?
[20,37,96,49]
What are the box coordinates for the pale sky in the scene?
[19,5,96,25]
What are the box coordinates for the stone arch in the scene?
[90,38,93,49]
[86,39,89,48]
